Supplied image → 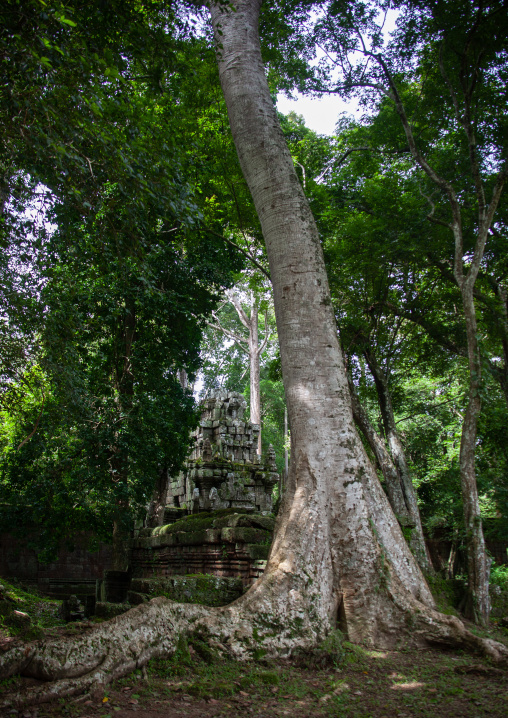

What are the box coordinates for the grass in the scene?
[23,629,508,718]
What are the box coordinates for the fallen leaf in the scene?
[239,690,249,697]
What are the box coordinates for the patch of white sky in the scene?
[276,8,399,136]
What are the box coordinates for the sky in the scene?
[276,92,359,136]
[277,7,399,135]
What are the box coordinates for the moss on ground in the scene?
[22,631,508,718]
[0,578,64,639]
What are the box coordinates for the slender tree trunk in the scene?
[284,405,289,484]
[177,368,188,390]
[347,373,411,526]
[248,300,262,454]
[217,291,268,453]
[145,467,170,529]
[110,299,137,570]
[459,284,489,623]
[1,2,506,707]
[363,349,432,572]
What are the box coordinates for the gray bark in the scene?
[145,467,170,528]
[367,46,507,623]
[213,290,269,454]
[1,2,507,708]
[347,373,411,525]
[363,350,433,572]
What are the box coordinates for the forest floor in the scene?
[1,579,507,718]
[2,638,507,718]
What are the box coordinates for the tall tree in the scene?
[209,282,272,453]
[314,0,508,622]
[1,1,507,706]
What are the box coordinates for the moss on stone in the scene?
[130,575,243,607]
[244,544,270,560]
[220,526,271,544]
[94,602,130,619]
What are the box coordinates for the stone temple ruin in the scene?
[123,392,280,611]
[167,391,279,514]
[0,392,280,618]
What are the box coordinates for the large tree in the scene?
[313,0,508,622]
[0,0,507,708]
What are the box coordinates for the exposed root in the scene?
[0,576,506,711]
[0,570,327,709]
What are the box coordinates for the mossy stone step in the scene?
[130,574,244,607]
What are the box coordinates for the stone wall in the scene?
[0,532,112,598]
[130,510,274,588]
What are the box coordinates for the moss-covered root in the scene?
[1,577,507,710]
[386,573,508,665]
[0,599,209,709]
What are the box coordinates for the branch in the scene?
[466,167,508,291]
[257,310,271,356]
[227,291,251,330]
[395,395,458,425]
[438,42,485,216]
[295,161,306,189]
[203,226,271,280]
[208,316,248,351]
[368,52,464,285]
[315,147,371,183]
[17,394,46,450]
[419,187,453,229]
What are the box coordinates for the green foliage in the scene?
[0,1,244,558]
[491,562,508,591]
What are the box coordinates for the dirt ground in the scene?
[3,639,508,718]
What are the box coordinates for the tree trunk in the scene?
[226,291,266,454]
[145,467,170,529]
[363,349,433,572]
[1,1,506,707]
[248,300,262,453]
[459,284,490,623]
[347,373,411,526]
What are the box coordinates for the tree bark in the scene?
[145,467,170,529]
[363,349,433,572]
[212,290,269,454]
[458,281,490,622]
[367,40,507,623]
[227,290,268,454]
[347,373,411,525]
[1,1,507,707]
[248,299,262,453]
